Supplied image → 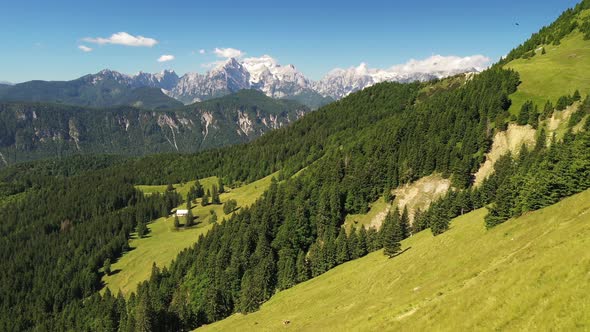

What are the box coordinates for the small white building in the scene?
[176,209,189,217]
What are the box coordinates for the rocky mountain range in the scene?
[0,55,487,109]
[0,90,309,165]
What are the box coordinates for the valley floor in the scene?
[200,189,590,331]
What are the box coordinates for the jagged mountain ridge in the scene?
[1,55,485,109]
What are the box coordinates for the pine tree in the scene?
[137,221,148,238]
[335,227,349,264]
[185,210,194,227]
[166,183,174,192]
[201,192,209,206]
[211,185,220,204]
[194,180,204,198]
[134,296,153,332]
[573,89,582,101]
[104,258,111,276]
[210,211,218,224]
[382,210,402,258]
[356,226,368,257]
[347,227,359,259]
[277,248,296,290]
[218,178,225,193]
[296,250,310,282]
[400,206,410,239]
[541,47,546,55]
[174,215,180,229]
[186,199,192,210]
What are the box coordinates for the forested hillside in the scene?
[0,90,309,166]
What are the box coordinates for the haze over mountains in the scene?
[0,54,490,109]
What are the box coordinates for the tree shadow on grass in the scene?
[390,246,412,258]
[109,269,122,276]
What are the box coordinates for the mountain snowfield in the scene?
[85,54,490,105]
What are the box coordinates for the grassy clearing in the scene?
[201,189,590,331]
[135,176,219,201]
[505,32,590,114]
[344,198,390,232]
[102,173,278,295]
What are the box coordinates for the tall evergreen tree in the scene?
[185,210,194,227]
[356,227,369,258]
[382,210,402,258]
[295,250,310,283]
[400,206,410,239]
[335,227,350,264]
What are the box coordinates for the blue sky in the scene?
[0,0,580,82]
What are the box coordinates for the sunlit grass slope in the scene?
[201,189,590,331]
[505,32,590,114]
[102,173,278,295]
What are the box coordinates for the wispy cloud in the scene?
[213,47,244,58]
[78,45,93,52]
[199,49,206,55]
[157,54,175,62]
[83,32,158,47]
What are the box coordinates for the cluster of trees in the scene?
[0,167,181,330]
[223,199,238,214]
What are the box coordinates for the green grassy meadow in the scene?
[505,32,590,114]
[102,173,278,295]
[201,189,590,331]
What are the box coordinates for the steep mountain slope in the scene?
[501,1,590,114]
[0,90,309,166]
[201,189,590,331]
[0,71,183,110]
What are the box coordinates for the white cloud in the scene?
[327,54,491,80]
[78,45,93,52]
[213,47,244,58]
[157,54,175,62]
[389,54,491,74]
[199,49,206,54]
[83,32,158,47]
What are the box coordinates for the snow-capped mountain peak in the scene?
[81,54,490,106]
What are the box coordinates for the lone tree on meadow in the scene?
[185,210,194,228]
[382,209,402,258]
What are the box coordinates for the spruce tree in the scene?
[382,210,402,258]
[400,206,410,239]
[356,226,368,257]
[211,185,220,204]
[104,258,111,276]
[185,210,194,227]
[296,250,310,282]
[335,227,349,264]
[347,227,359,259]
[218,178,225,193]
[201,192,209,206]
[137,221,148,238]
